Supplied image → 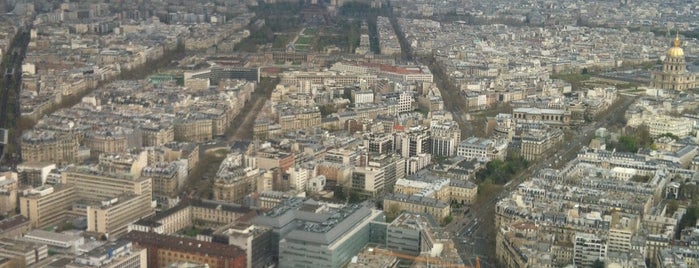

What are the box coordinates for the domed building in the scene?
[650,33,697,91]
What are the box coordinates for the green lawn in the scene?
[303,28,318,35]
[295,36,313,45]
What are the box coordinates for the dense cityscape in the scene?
[0,0,698,267]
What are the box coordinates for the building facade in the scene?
[650,34,697,91]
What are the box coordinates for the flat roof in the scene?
[125,231,245,258]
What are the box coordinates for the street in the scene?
[446,94,639,267]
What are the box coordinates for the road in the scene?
[0,28,30,167]
[226,79,276,142]
[447,94,639,267]
[183,78,278,199]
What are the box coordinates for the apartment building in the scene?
[351,166,385,197]
[174,116,213,142]
[67,240,147,268]
[21,130,79,165]
[574,233,607,268]
[431,121,461,157]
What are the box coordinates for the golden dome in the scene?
[667,34,684,58]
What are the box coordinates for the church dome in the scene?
[667,35,684,58]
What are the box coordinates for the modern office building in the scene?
[252,198,386,268]
[386,213,437,256]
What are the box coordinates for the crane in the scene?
[369,248,480,268]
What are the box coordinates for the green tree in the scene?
[348,191,363,204]
[334,186,346,202]
[678,206,699,239]
[667,200,679,216]
[592,259,604,268]
[442,215,454,226]
[616,135,639,153]
[385,203,401,223]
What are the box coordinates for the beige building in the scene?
[383,193,450,222]
[19,185,77,228]
[21,130,79,165]
[83,132,129,157]
[214,167,260,204]
[0,174,17,215]
[174,116,213,142]
[141,124,174,146]
[0,215,31,240]
[278,107,321,131]
[0,238,48,267]
[519,128,564,161]
[129,199,254,235]
[87,193,155,239]
[650,34,697,91]
[393,178,477,206]
[61,167,155,238]
[513,107,571,128]
[449,180,478,205]
[61,167,151,201]
[142,162,183,203]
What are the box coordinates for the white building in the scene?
[351,90,374,104]
[307,175,327,193]
[351,167,385,197]
[645,115,694,138]
[457,137,507,162]
[397,91,414,113]
[574,233,607,267]
[288,165,310,191]
[406,153,431,175]
[430,121,461,157]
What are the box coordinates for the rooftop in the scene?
[124,231,245,258]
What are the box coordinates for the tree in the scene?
[592,259,604,268]
[636,125,652,148]
[385,204,401,223]
[334,186,346,202]
[667,200,679,216]
[442,215,454,226]
[348,191,363,204]
[678,206,699,238]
